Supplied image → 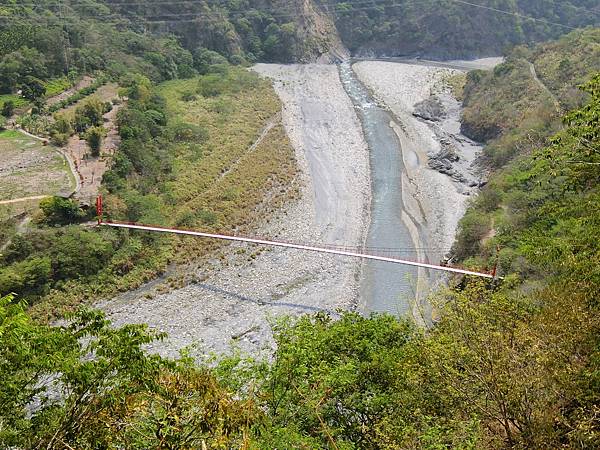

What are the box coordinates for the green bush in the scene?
[85,126,105,157]
[50,132,69,147]
[48,229,115,280]
[168,122,208,143]
[73,97,104,133]
[180,91,196,102]
[1,100,14,117]
[452,211,490,260]
[0,257,52,297]
[197,73,229,97]
[39,197,85,225]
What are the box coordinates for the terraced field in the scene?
[0,130,74,201]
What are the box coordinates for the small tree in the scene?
[86,126,105,157]
[39,196,85,225]
[20,76,46,102]
[52,113,72,134]
[1,100,15,117]
[74,97,104,132]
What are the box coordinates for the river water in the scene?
[338,63,421,316]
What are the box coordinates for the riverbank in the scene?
[99,64,370,358]
[353,61,482,262]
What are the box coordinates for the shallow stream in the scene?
[338,63,421,315]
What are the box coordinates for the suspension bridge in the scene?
[96,196,496,279]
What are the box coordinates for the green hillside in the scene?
[460,28,600,167]
[1,0,598,85]
[321,0,600,58]
[2,78,599,445]
[1,2,600,448]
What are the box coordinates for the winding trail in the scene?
[0,195,49,205]
[528,61,561,112]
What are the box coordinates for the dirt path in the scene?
[62,83,122,203]
[0,195,48,205]
[528,62,561,112]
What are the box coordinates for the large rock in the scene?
[413,96,446,121]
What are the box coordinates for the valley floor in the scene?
[98,60,495,357]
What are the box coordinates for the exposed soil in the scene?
[60,83,123,203]
[0,131,73,201]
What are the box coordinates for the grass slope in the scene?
[28,68,296,321]
[460,28,600,168]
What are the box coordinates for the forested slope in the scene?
[455,28,600,261]
[2,0,598,79]
[320,0,600,58]
[2,73,599,447]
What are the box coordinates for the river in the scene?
[338,62,425,316]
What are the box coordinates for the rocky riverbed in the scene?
[353,61,487,257]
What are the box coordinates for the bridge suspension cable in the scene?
[100,220,495,278]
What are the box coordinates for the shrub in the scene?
[85,126,105,157]
[73,97,104,132]
[48,229,115,280]
[52,113,73,135]
[180,91,196,102]
[168,122,208,143]
[1,100,15,117]
[452,211,490,260]
[0,257,52,297]
[39,196,85,225]
[197,73,228,97]
[50,132,69,147]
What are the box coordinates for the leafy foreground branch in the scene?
[1,275,598,449]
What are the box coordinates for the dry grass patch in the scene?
[0,130,74,201]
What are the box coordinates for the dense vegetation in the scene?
[103,0,340,63]
[1,0,598,99]
[1,67,599,449]
[0,1,197,98]
[0,64,295,322]
[322,0,600,58]
[1,2,600,448]
[454,28,600,261]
